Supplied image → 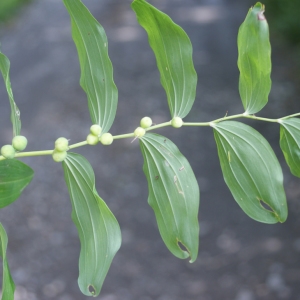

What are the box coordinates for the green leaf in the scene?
[213,121,287,224]
[62,153,121,297]
[0,223,15,300]
[132,0,197,119]
[0,159,34,208]
[0,50,21,136]
[237,2,271,114]
[63,0,118,133]
[140,133,199,262]
[279,118,300,177]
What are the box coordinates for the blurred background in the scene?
[0,0,300,299]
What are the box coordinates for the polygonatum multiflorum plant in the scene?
[0,0,299,298]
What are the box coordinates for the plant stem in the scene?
[183,122,210,127]
[69,141,88,149]
[212,113,245,123]
[183,111,300,127]
[244,115,279,122]
[280,112,300,120]
[183,114,246,127]
[146,121,171,131]
[0,150,54,161]
[15,150,53,157]
[113,133,135,140]
[1,112,299,161]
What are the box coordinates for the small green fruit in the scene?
[87,134,99,145]
[100,133,113,145]
[1,145,16,159]
[90,124,102,136]
[171,117,183,128]
[55,137,69,152]
[140,117,152,129]
[134,127,146,138]
[12,135,28,151]
[52,150,67,162]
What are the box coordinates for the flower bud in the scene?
[100,133,113,145]
[55,137,69,152]
[140,117,152,129]
[12,135,28,151]
[171,117,183,128]
[1,145,15,159]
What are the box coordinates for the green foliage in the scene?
[280,118,300,177]
[0,0,299,298]
[0,159,34,208]
[237,3,271,114]
[132,0,197,119]
[140,133,199,262]
[62,153,121,297]
[213,121,287,224]
[63,0,118,134]
[0,51,21,137]
[0,223,15,300]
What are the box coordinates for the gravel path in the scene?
[0,0,300,299]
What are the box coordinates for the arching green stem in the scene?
[1,112,299,161]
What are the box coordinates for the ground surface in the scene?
[0,0,300,299]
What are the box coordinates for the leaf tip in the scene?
[252,2,266,21]
[177,239,197,263]
[277,209,288,224]
[88,284,97,297]
[257,197,287,224]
